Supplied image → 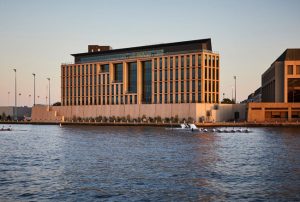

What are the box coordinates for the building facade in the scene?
[61,39,220,107]
[262,49,300,103]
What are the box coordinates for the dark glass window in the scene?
[192,94,195,103]
[209,68,211,79]
[170,69,173,80]
[114,63,123,82]
[90,75,92,85]
[192,55,195,66]
[159,70,162,81]
[192,81,195,91]
[198,68,201,79]
[165,83,168,93]
[154,69,157,81]
[198,55,201,66]
[181,56,184,67]
[170,82,173,92]
[181,69,184,80]
[154,82,157,93]
[154,95,157,104]
[186,68,190,79]
[142,61,152,104]
[175,56,178,67]
[205,55,207,66]
[164,94,168,103]
[181,81,184,92]
[159,94,162,104]
[116,85,119,94]
[198,93,201,103]
[176,69,179,80]
[192,68,195,79]
[159,58,162,69]
[165,69,167,80]
[170,57,173,68]
[187,94,190,103]
[164,57,168,68]
[128,62,137,93]
[187,81,190,92]
[78,87,80,96]
[154,58,157,69]
[116,96,119,104]
[175,94,178,103]
[101,64,109,72]
[181,93,184,103]
[86,65,88,75]
[160,82,162,93]
[94,64,97,74]
[175,82,178,92]
[187,56,190,67]
[208,56,211,66]
[216,57,219,67]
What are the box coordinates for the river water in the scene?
[0,124,300,201]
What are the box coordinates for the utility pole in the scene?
[234,76,237,103]
[47,78,51,107]
[32,73,36,106]
[13,68,17,121]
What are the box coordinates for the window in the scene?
[288,65,293,75]
[181,81,184,92]
[186,68,190,79]
[198,68,201,79]
[175,56,178,67]
[170,57,173,68]
[192,68,195,79]
[164,57,168,68]
[154,58,157,69]
[186,56,190,67]
[181,69,184,80]
[198,55,201,66]
[165,83,168,93]
[176,69,179,80]
[114,63,123,82]
[192,55,195,66]
[297,65,300,74]
[165,69,168,80]
[170,69,173,80]
[181,56,184,67]
[101,64,109,72]
[128,62,137,93]
[159,58,162,69]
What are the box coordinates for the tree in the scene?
[221,98,235,104]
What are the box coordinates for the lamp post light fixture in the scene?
[234,76,237,103]
[47,78,50,107]
[32,73,36,106]
[13,68,17,121]
[8,91,10,106]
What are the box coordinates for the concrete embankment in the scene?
[1,121,300,128]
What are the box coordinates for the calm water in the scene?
[0,125,300,201]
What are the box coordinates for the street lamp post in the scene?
[234,76,237,103]
[47,78,50,107]
[13,68,17,121]
[8,91,10,106]
[32,73,36,106]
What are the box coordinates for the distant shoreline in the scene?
[1,121,300,128]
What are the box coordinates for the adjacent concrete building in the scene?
[248,49,300,122]
[262,49,300,103]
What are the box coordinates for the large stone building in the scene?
[32,39,247,122]
[61,39,220,106]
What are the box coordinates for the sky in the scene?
[0,0,299,106]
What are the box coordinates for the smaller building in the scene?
[247,102,300,122]
[0,106,32,121]
[262,49,300,103]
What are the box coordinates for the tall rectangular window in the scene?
[198,55,201,66]
[288,65,293,75]
[181,56,184,67]
[128,62,137,93]
[170,57,173,68]
[296,65,300,74]
[142,61,152,104]
[114,63,123,82]
[192,55,195,66]
[187,55,190,67]
[164,57,168,68]
[175,56,179,68]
